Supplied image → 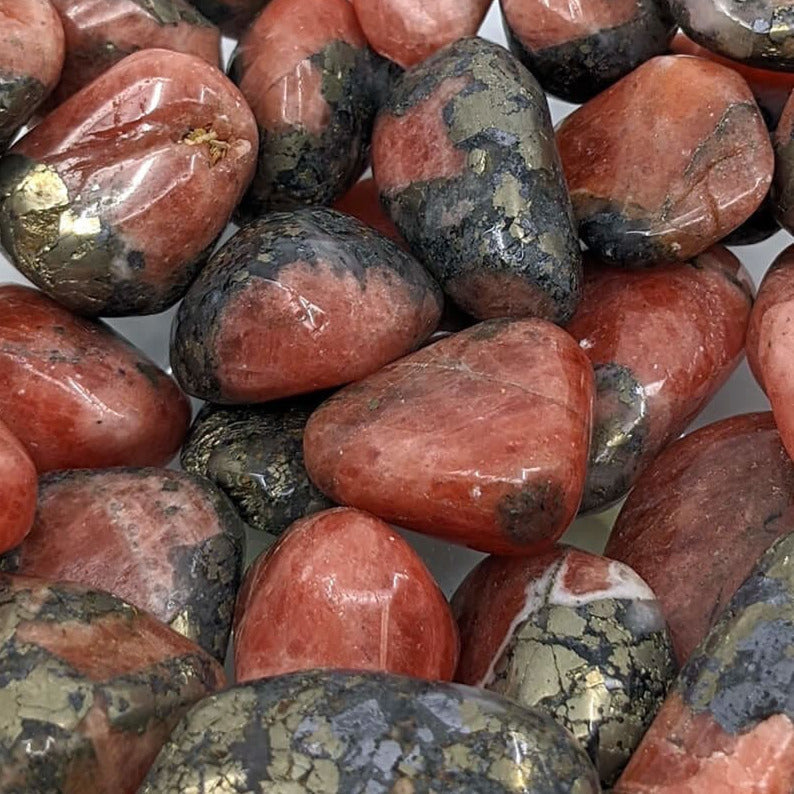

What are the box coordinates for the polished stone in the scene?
[333,177,405,247]
[773,90,794,236]
[185,0,266,35]
[0,418,36,555]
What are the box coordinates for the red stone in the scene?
[233,507,459,683]
[0,418,36,554]
[352,0,492,68]
[333,178,406,247]
[303,318,594,555]
[605,412,794,663]
[0,285,190,471]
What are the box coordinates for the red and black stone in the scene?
[723,190,780,246]
[773,90,794,236]
[500,0,675,103]
[373,37,582,324]
[185,0,267,36]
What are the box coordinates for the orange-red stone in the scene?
[333,178,406,247]
[0,417,36,554]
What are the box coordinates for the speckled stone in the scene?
[185,0,267,36]
[773,90,794,235]
[0,418,36,555]
[373,36,582,323]
[453,546,675,786]
[0,574,225,794]
[501,0,674,103]
[139,670,602,793]
[615,533,794,793]
[333,177,406,247]
[0,468,244,661]
[180,398,332,536]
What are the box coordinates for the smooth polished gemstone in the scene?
[568,247,753,512]
[171,208,442,404]
[0,574,225,794]
[772,91,794,235]
[139,671,601,793]
[557,55,773,267]
[501,0,674,103]
[233,508,459,682]
[185,0,266,35]
[333,177,405,247]
[373,37,582,323]
[615,534,794,794]
[606,412,794,664]
[0,49,257,316]
[0,468,244,661]
[0,418,36,555]
[304,318,594,555]
[0,285,189,471]
[453,546,676,786]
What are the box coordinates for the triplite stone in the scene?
[373,36,582,323]
[171,208,442,404]
[333,177,406,247]
[304,318,594,555]
[0,48,258,316]
[772,90,794,236]
[185,0,266,35]
[139,670,601,793]
[557,55,773,267]
[0,0,64,153]
[614,533,794,793]
[233,508,459,683]
[0,285,189,472]
[453,546,676,786]
[567,247,753,513]
[501,0,674,103]
[606,412,794,664]
[180,398,333,536]
[351,0,493,68]
[0,418,36,555]
[722,191,780,246]
[0,468,244,661]
[0,574,225,794]
[230,0,380,212]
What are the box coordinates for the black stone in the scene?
[0,71,46,154]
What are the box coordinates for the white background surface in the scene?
[0,5,783,596]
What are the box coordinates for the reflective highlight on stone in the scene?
[139,670,601,793]
[0,418,36,555]
[373,37,582,323]
[453,546,675,786]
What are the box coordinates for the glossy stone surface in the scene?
[333,177,405,246]
[181,398,333,536]
[0,574,225,794]
[352,0,492,68]
[230,0,380,212]
[0,49,257,316]
[172,208,442,404]
[606,412,794,664]
[373,37,582,323]
[557,55,773,267]
[670,0,794,71]
[615,533,794,794]
[0,285,189,472]
[0,468,244,661]
[568,247,753,513]
[140,670,601,793]
[453,546,675,786]
[772,91,794,235]
[0,0,64,152]
[234,508,458,682]
[0,418,36,555]
[722,191,780,246]
[304,318,594,555]
[501,0,674,103]
[185,0,266,35]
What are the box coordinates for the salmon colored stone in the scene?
[0,285,190,472]
[234,507,459,683]
[303,318,594,555]
[557,55,773,267]
[0,417,36,554]
[773,90,794,235]
[352,0,492,68]
[333,177,406,247]
[606,412,794,664]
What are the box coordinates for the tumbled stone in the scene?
[0,468,244,661]
[453,546,675,786]
[230,0,380,212]
[0,49,257,316]
[606,412,794,664]
[0,285,189,471]
[304,318,594,555]
[722,191,780,246]
[139,670,601,793]
[670,0,794,71]
[0,418,36,555]
[0,574,225,794]
[172,208,442,403]
[615,533,794,794]
[373,37,582,323]
[352,0,492,68]
[333,177,405,246]
[557,55,773,267]
[501,0,674,103]
[772,91,794,236]
[49,0,221,105]
[185,0,266,35]
[0,0,64,153]
[568,247,753,513]
[234,508,458,682]
[181,398,333,536]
